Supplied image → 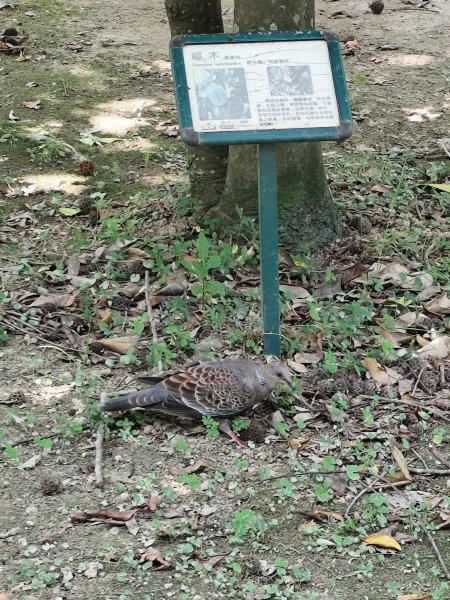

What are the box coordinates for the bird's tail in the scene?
[99,388,157,412]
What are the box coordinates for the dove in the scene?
[100,360,293,444]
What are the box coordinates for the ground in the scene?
[1,0,450,599]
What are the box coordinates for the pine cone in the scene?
[79,160,95,176]
[369,0,384,14]
[239,420,267,444]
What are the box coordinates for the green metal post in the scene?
[258,143,281,357]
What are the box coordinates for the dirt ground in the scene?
[1,0,450,599]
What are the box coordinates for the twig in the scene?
[439,364,446,387]
[144,270,163,373]
[409,467,450,476]
[411,366,425,396]
[437,140,450,159]
[429,446,450,468]
[258,468,348,483]
[419,520,450,579]
[410,447,429,469]
[95,424,104,487]
[11,432,59,447]
[345,478,378,518]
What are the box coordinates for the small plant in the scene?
[202,416,220,438]
[182,232,227,305]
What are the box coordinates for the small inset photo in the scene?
[267,65,314,96]
[194,68,251,121]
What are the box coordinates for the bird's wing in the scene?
[162,364,255,417]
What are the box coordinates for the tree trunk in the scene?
[211,0,340,251]
[165,0,229,210]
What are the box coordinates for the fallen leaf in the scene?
[428,183,450,194]
[72,508,137,523]
[392,445,412,482]
[96,335,139,355]
[170,459,209,476]
[417,336,450,359]
[22,99,41,110]
[30,293,76,308]
[371,184,390,194]
[288,437,310,451]
[58,207,81,216]
[396,595,431,600]
[125,247,149,259]
[363,532,401,551]
[156,282,187,296]
[8,110,19,121]
[84,561,102,579]
[147,495,161,511]
[378,326,411,348]
[196,553,228,568]
[21,454,41,469]
[99,310,113,324]
[340,262,368,285]
[427,293,450,316]
[125,516,140,536]
[198,504,217,516]
[163,508,184,519]
[140,549,172,570]
[362,357,389,385]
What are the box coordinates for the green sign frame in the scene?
[170,30,353,146]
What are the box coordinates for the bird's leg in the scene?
[218,419,244,447]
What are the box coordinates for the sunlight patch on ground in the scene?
[100,137,158,152]
[21,173,88,195]
[387,53,434,67]
[141,173,185,186]
[89,98,159,135]
[90,114,148,136]
[403,106,442,123]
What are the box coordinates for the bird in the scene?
[100,360,293,444]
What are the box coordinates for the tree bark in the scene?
[164,0,229,210]
[211,0,341,251]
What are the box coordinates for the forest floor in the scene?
[1,0,450,599]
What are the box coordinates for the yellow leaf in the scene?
[392,445,412,482]
[429,183,450,194]
[99,310,113,325]
[363,532,401,551]
[427,293,450,316]
[362,357,389,385]
[58,207,81,216]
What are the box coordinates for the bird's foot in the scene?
[218,419,245,447]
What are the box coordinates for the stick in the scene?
[419,520,450,579]
[144,270,163,373]
[95,424,104,487]
[409,467,450,476]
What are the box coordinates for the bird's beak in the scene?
[285,376,294,389]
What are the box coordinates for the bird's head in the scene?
[263,362,294,390]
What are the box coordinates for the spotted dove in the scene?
[100,360,293,435]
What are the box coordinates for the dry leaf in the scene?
[377,326,411,348]
[396,595,431,600]
[287,358,308,374]
[125,516,140,536]
[427,293,450,316]
[371,184,390,194]
[30,293,76,308]
[21,454,41,469]
[163,508,184,519]
[72,508,137,523]
[156,282,187,296]
[147,495,161,511]
[171,459,209,476]
[22,99,41,110]
[363,532,401,551]
[140,549,172,570]
[417,336,450,359]
[288,437,310,451]
[196,553,228,568]
[96,335,139,355]
[362,357,389,385]
[392,445,412,482]
[125,247,149,259]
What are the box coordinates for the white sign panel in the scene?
[183,40,340,133]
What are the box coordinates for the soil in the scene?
[1,1,450,599]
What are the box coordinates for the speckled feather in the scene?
[100,360,292,419]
